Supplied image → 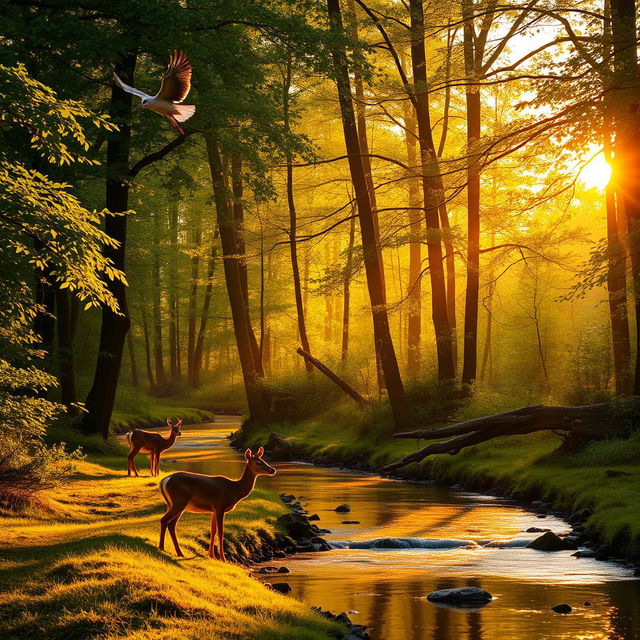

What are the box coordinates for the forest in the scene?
[2,1,640,639]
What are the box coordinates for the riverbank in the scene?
[0,442,345,639]
[236,402,640,562]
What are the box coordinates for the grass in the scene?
[0,449,343,640]
[240,395,640,559]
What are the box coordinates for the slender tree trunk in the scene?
[409,0,454,381]
[328,0,410,429]
[55,289,78,414]
[187,210,202,384]
[283,60,313,375]
[403,103,422,376]
[151,209,166,386]
[342,214,356,364]
[82,53,135,437]
[205,135,271,422]
[610,0,640,393]
[231,152,264,378]
[142,308,155,388]
[192,227,219,388]
[126,327,140,388]
[461,3,482,387]
[168,201,180,382]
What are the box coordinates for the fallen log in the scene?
[296,348,368,408]
[383,401,639,471]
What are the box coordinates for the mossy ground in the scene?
[0,446,343,639]
[241,397,640,559]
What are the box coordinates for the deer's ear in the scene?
[257,446,264,458]
[245,448,252,461]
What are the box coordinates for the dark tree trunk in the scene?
[82,53,135,438]
[126,326,140,388]
[191,228,219,388]
[55,289,79,414]
[151,209,167,386]
[231,152,264,378]
[342,215,356,364]
[328,0,411,429]
[403,103,422,377]
[205,135,271,422]
[142,308,155,388]
[610,0,640,394]
[283,59,313,375]
[187,210,201,385]
[409,0,455,381]
[168,201,180,382]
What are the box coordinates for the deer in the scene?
[158,446,276,561]
[126,418,183,477]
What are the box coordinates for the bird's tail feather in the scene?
[174,104,195,123]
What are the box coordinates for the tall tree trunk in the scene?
[126,326,140,388]
[609,0,640,393]
[231,152,264,378]
[191,227,219,388]
[461,1,482,387]
[34,259,56,387]
[168,201,180,382]
[141,308,155,387]
[205,135,271,422]
[82,53,135,437]
[55,289,78,414]
[187,210,202,384]
[327,0,411,429]
[403,102,422,377]
[409,0,455,381]
[283,59,313,375]
[342,215,356,364]
[151,209,167,386]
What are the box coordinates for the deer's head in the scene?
[244,446,276,476]
[167,418,183,437]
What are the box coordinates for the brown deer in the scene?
[158,446,275,561]
[126,418,183,477]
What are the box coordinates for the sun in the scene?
[579,152,612,190]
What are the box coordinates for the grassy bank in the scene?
[240,393,640,560]
[0,444,343,639]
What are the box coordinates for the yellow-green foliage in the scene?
[0,459,342,640]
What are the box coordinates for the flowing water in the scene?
[168,418,640,640]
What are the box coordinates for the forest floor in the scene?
[240,401,640,560]
[0,446,343,640]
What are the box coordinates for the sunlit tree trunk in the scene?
[328,0,410,429]
[187,210,201,385]
[409,0,454,381]
[168,201,180,382]
[151,208,167,386]
[205,136,271,422]
[126,326,140,389]
[610,0,640,394]
[283,59,313,375]
[141,307,155,388]
[342,215,356,364]
[56,289,79,413]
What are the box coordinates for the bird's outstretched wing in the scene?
[155,50,192,103]
[113,73,152,100]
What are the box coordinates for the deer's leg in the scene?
[167,511,185,557]
[155,452,161,476]
[216,511,226,562]
[209,512,218,559]
[150,451,156,476]
[128,447,141,477]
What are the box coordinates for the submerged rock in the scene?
[527,531,576,551]
[427,587,493,608]
[551,603,572,614]
[335,504,351,513]
[342,520,360,525]
[271,582,292,594]
[276,513,316,540]
[265,432,294,461]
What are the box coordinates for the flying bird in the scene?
[113,51,195,135]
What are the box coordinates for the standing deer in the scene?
[126,418,183,477]
[158,446,275,561]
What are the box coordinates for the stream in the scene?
[168,418,640,640]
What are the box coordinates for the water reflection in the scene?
[168,419,640,640]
